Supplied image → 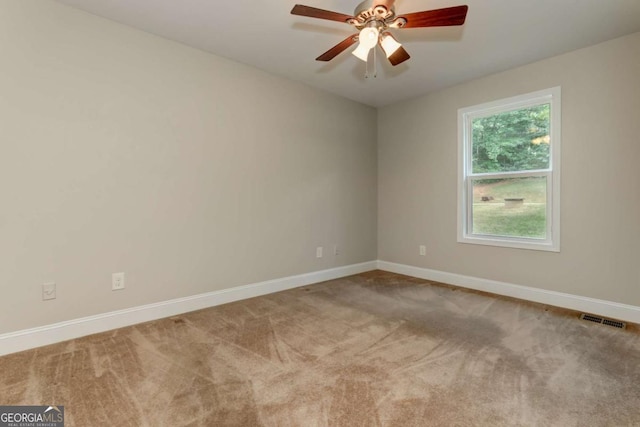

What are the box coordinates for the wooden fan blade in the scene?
[398,5,468,29]
[388,46,410,66]
[316,35,358,61]
[291,4,354,23]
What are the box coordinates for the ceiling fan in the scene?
[291,0,468,68]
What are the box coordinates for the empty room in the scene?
[1,0,640,425]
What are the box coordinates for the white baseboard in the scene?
[0,261,377,356]
[5,260,636,357]
[377,260,640,324]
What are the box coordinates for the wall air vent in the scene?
[580,313,626,329]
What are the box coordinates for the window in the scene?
[457,87,561,251]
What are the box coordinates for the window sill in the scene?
[458,235,560,252]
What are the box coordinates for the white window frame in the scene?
[457,87,561,252]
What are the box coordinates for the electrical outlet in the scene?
[42,282,56,301]
[316,246,323,258]
[112,272,125,291]
[333,245,340,256]
[419,245,426,256]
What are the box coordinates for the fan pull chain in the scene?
[365,48,377,79]
[373,47,377,78]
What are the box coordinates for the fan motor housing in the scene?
[353,0,396,24]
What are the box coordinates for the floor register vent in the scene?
[580,313,626,329]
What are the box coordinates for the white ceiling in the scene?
[54,0,640,107]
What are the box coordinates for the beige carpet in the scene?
[1,271,639,426]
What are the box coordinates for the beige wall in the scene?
[0,1,377,333]
[378,32,640,306]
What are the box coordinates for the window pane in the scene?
[471,104,550,173]
[471,177,547,239]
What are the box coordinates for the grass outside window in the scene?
[471,177,546,239]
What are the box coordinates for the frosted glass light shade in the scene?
[352,26,380,62]
[380,33,402,58]
[352,43,371,61]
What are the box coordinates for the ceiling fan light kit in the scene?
[291,1,468,74]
